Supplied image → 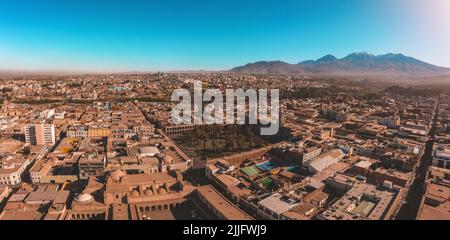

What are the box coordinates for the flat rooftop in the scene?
[258,193,299,215]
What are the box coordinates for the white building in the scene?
[29,159,53,184]
[433,145,450,169]
[39,109,55,120]
[66,126,88,138]
[302,146,322,162]
[0,155,32,185]
[303,149,345,174]
[257,193,299,220]
[54,111,66,120]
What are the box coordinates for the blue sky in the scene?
[0,0,449,72]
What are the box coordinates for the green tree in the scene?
[202,134,209,151]
[236,136,246,150]
[211,139,218,152]
[225,136,236,151]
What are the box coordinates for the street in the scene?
[396,100,438,220]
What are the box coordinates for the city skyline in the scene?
[1,0,449,224]
[1,0,450,72]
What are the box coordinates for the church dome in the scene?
[157,188,167,194]
[131,190,140,197]
[109,169,126,182]
[74,193,94,203]
[144,189,154,196]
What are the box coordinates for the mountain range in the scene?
[230,52,450,77]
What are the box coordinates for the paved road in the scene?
[396,102,438,220]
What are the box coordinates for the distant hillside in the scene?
[230,61,298,75]
[230,52,450,77]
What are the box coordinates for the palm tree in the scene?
[186,133,194,146]
[225,136,235,151]
[249,135,255,148]
[202,134,209,151]
[211,139,218,152]
[236,136,246,150]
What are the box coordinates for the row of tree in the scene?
[184,124,261,152]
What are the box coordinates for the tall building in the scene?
[24,124,56,145]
